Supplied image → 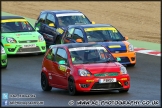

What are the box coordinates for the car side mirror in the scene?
[91,21,95,24]
[49,23,55,27]
[76,39,83,43]
[58,60,66,65]
[116,57,121,62]
[124,36,128,40]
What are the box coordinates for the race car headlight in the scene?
[128,44,134,52]
[6,37,17,43]
[1,46,6,54]
[38,35,45,42]
[120,66,127,74]
[78,69,91,76]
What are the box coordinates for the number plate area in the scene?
[99,78,116,83]
[22,44,36,48]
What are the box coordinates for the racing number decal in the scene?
[56,28,64,34]
[59,65,67,72]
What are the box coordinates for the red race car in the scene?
[41,43,130,95]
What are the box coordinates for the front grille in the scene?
[91,82,122,89]
[2,60,7,63]
[94,72,119,77]
[17,47,40,52]
[118,57,130,63]
[19,40,37,43]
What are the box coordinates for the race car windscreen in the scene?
[84,27,125,42]
[69,46,116,64]
[1,21,35,33]
[56,13,91,27]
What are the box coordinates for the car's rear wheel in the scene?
[119,89,129,93]
[68,77,77,96]
[41,73,52,91]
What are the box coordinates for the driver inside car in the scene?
[70,51,83,63]
[58,17,65,26]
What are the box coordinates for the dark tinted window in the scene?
[46,49,54,61]
[72,29,84,41]
[1,21,35,33]
[56,13,91,27]
[46,47,57,61]
[38,13,47,23]
[85,27,125,42]
[65,28,75,38]
[52,47,57,61]
[69,46,116,64]
[56,48,68,64]
[46,13,55,25]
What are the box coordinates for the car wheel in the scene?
[119,89,129,93]
[127,64,135,67]
[41,73,52,91]
[68,77,77,96]
[2,65,7,69]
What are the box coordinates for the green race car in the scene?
[1,45,7,68]
[1,16,46,54]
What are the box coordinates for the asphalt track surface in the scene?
[1,53,161,107]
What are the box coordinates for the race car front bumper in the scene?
[74,74,130,92]
[112,51,136,65]
[3,42,46,54]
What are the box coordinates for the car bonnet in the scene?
[96,41,127,53]
[73,62,121,74]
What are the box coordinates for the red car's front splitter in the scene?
[74,75,130,92]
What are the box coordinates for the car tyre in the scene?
[119,89,129,93]
[2,65,7,69]
[68,77,77,96]
[41,73,52,91]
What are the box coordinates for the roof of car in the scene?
[50,43,102,49]
[41,10,82,14]
[68,24,113,28]
[1,16,25,20]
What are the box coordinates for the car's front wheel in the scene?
[41,73,52,91]
[68,77,77,96]
[1,65,7,69]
